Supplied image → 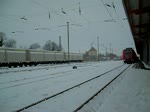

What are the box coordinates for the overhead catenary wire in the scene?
[98,0,128,37]
[31,0,103,26]
[99,0,115,22]
[112,1,120,20]
[1,0,120,28]
[0,0,128,35]
[0,0,132,55]
[110,0,129,35]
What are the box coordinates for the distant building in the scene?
[84,47,97,61]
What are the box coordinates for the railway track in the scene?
[14,64,128,112]
[0,63,74,75]
[0,61,110,75]
[73,64,130,112]
[0,62,97,75]
[0,63,115,89]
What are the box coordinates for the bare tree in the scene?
[43,40,59,51]
[4,38,16,48]
[43,40,52,51]
[0,32,7,47]
[51,42,59,51]
[29,43,41,49]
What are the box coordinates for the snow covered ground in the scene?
[97,67,150,112]
[78,64,150,112]
[0,61,149,112]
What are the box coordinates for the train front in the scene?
[122,48,136,64]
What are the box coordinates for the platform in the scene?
[90,64,150,112]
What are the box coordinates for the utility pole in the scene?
[59,36,62,51]
[67,22,70,64]
[97,37,100,61]
[109,43,112,54]
[105,47,107,60]
[58,22,82,64]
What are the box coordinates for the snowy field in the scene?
[0,61,149,112]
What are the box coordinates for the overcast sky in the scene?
[0,0,135,55]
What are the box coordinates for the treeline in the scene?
[0,32,63,51]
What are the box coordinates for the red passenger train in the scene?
[122,48,138,64]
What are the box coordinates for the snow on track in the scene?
[0,61,124,112]
[23,64,129,112]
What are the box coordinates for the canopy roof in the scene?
[123,0,150,54]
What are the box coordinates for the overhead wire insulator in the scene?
[61,8,67,14]
[35,28,39,30]
[49,11,51,19]
[21,16,27,20]
[112,2,115,9]
[79,2,81,15]
[105,4,111,8]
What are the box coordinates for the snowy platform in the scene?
[80,65,150,112]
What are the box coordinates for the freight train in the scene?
[0,47,83,67]
[122,48,138,64]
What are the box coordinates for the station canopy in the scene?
[123,0,150,55]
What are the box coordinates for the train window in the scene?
[125,51,132,56]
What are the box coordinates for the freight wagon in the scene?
[0,47,83,67]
